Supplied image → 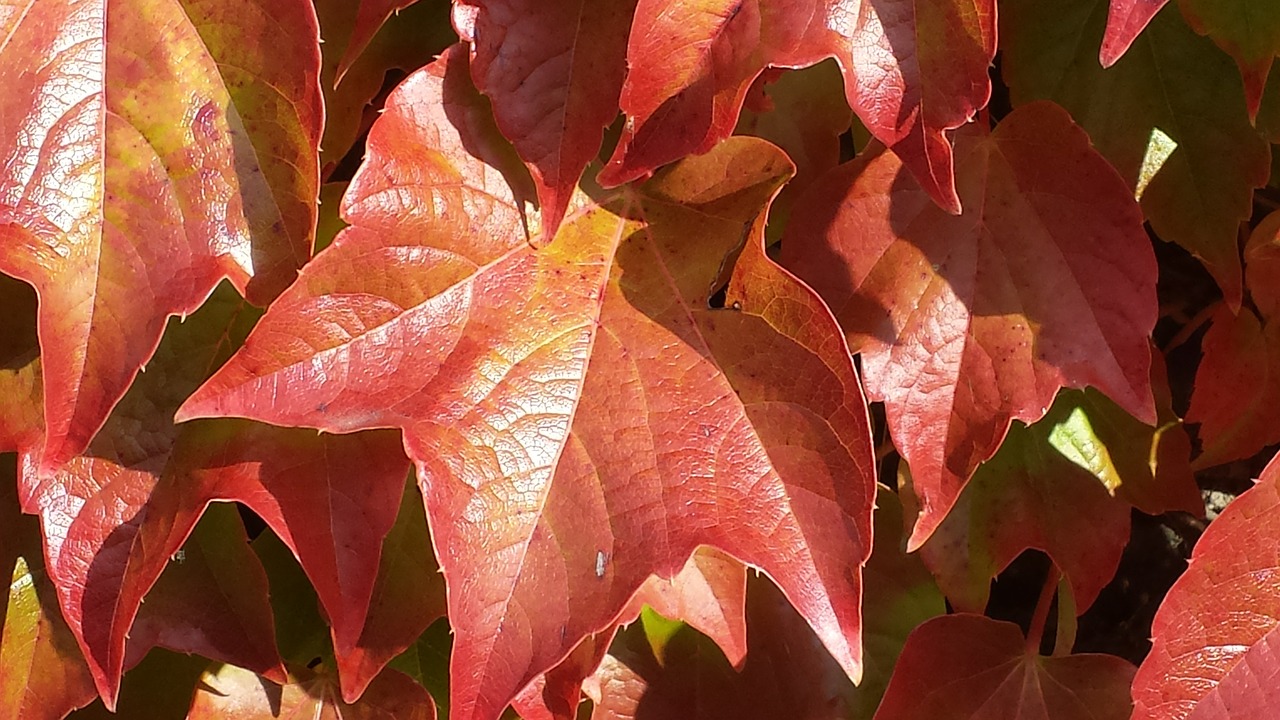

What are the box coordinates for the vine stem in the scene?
[1026,566,1063,655]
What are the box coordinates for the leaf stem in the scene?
[1026,565,1063,655]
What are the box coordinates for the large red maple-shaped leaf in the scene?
[598,0,996,215]
[1131,452,1280,720]
[179,45,876,720]
[783,101,1157,548]
[454,0,637,238]
[874,614,1136,720]
[0,0,322,475]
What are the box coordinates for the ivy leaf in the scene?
[0,276,40,452]
[597,0,996,215]
[335,1,425,84]
[1131,452,1280,719]
[1177,0,1280,117]
[1,472,96,720]
[512,547,748,720]
[122,503,282,680]
[782,101,1157,549]
[16,285,412,708]
[904,407,1132,615]
[1100,0,1170,66]
[1187,211,1280,468]
[0,0,321,475]
[588,578,859,720]
[179,45,876,720]
[187,663,436,720]
[1003,0,1269,308]
[874,614,1136,720]
[336,474,448,703]
[455,0,637,238]
[316,0,454,177]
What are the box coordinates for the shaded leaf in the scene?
[0,0,322,473]
[512,547,748,720]
[782,101,1156,549]
[179,45,876,720]
[316,0,454,176]
[0,276,41,453]
[598,0,996,214]
[337,0,425,84]
[336,474,447,703]
[588,577,856,720]
[1003,0,1269,308]
[904,405,1132,614]
[67,650,210,720]
[1132,452,1280,719]
[1187,212,1280,467]
[873,614,1135,720]
[123,503,281,678]
[187,663,436,720]
[2,470,96,720]
[1178,0,1280,116]
[455,0,637,237]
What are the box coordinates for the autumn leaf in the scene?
[597,0,995,215]
[187,663,436,720]
[873,614,1136,720]
[1003,0,1269,308]
[904,410,1132,615]
[336,474,448,703]
[316,0,453,177]
[455,0,637,238]
[178,45,876,720]
[16,285,413,708]
[513,547,747,720]
[1,471,96,720]
[1100,0,1170,66]
[0,0,322,475]
[336,0,425,85]
[587,578,858,720]
[1188,211,1280,468]
[1131,453,1280,720]
[782,101,1157,549]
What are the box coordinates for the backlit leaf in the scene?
[0,0,322,473]
[179,45,876,720]
[782,101,1157,549]
[1132,452,1280,720]
[187,663,436,720]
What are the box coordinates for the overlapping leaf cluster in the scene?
[4,0,1280,719]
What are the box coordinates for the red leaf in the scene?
[905,406,1131,614]
[1100,0,1170,65]
[599,0,996,214]
[179,46,876,720]
[0,0,322,475]
[1004,0,1268,310]
[587,578,859,720]
[455,0,637,238]
[513,547,747,720]
[335,475,448,703]
[1132,453,1280,719]
[336,0,424,85]
[17,287,412,708]
[874,614,1136,720]
[1178,0,1280,117]
[1,472,97,720]
[122,504,282,680]
[782,101,1157,549]
[187,664,436,720]
[1187,213,1280,468]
